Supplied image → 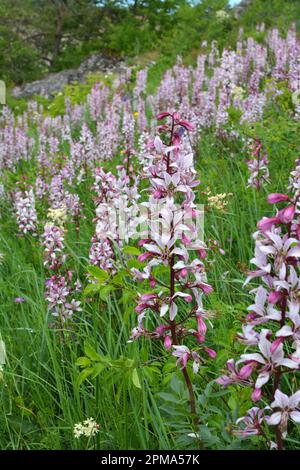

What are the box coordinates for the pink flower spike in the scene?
[180,268,188,277]
[138,252,153,262]
[157,112,171,120]
[278,205,295,224]
[157,124,168,132]
[270,337,283,354]
[135,303,147,313]
[182,352,190,368]
[140,293,157,301]
[257,217,279,231]
[268,291,282,304]
[195,333,205,343]
[182,233,191,246]
[204,347,217,359]
[153,189,162,199]
[239,363,254,379]
[138,239,151,247]
[156,324,167,336]
[199,282,213,295]
[178,120,194,131]
[198,248,207,259]
[252,388,262,402]
[197,316,207,335]
[164,335,172,350]
[267,193,290,204]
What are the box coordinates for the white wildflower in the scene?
[74,417,100,438]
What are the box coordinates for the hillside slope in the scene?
[1,10,300,452]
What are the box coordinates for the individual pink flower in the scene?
[234,407,267,438]
[267,193,290,204]
[215,359,254,387]
[239,330,297,391]
[172,345,191,368]
[266,389,300,437]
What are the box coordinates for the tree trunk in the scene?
[53,1,66,58]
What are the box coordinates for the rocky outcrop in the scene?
[234,0,253,19]
[12,54,125,99]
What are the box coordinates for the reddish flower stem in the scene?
[166,115,199,430]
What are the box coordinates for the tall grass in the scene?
[0,98,300,450]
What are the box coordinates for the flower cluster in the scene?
[1,27,300,216]
[206,190,232,212]
[216,160,300,449]
[246,139,270,190]
[47,207,68,227]
[73,418,100,438]
[42,224,66,270]
[89,168,120,272]
[42,223,82,321]
[89,165,140,271]
[130,112,216,418]
[14,187,38,235]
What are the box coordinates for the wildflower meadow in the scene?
[1,0,300,453]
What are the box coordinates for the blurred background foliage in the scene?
[1,0,300,86]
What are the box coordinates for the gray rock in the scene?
[12,54,125,99]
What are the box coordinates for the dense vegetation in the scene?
[1,0,300,452]
[1,0,300,85]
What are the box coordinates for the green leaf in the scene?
[75,356,91,368]
[127,259,143,269]
[123,246,141,256]
[91,362,106,379]
[88,265,109,282]
[210,390,230,398]
[170,375,185,395]
[199,425,221,446]
[84,341,102,361]
[99,285,115,301]
[228,395,238,411]
[158,392,181,404]
[83,283,101,297]
[120,289,135,305]
[111,270,127,286]
[76,368,94,387]
[132,368,141,389]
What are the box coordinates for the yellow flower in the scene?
[47,207,67,227]
[231,86,245,100]
[207,193,232,212]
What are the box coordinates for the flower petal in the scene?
[267,412,282,426]
[290,411,300,423]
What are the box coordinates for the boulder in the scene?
[12,54,124,99]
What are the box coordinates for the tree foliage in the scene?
[0,0,300,85]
